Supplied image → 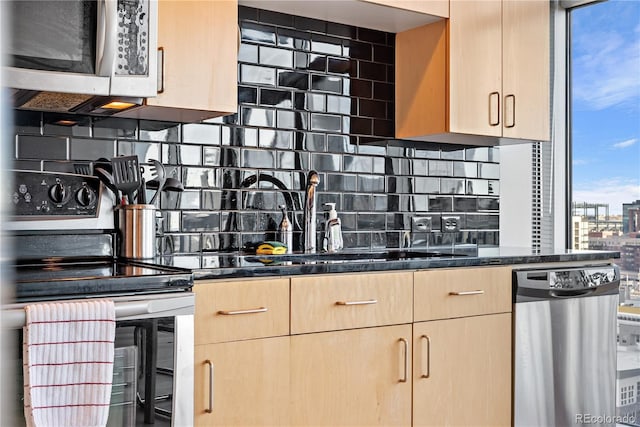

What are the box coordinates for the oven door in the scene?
[5,0,157,97]
[3,292,194,427]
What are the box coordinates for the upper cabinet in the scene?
[396,0,550,144]
[238,0,447,33]
[118,0,238,123]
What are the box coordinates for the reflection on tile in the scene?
[238,43,259,63]
[453,162,478,178]
[344,155,372,173]
[239,86,258,104]
[429,196,453,212]
[260,88,292,108]
[414,177,440,194]
[183,123,220,144]
[466,147,489,162]
[277,28,311,50]
[241,23,277,45]
[242,149,276,169]
[43,113,91,137]
[278,71,309,90]
[312,153,341,171]
[202,190,223,210]
[241,107,275,127]
[311,35,342,56]
[387,176,413,193]
[478,197,499,211]
[328,135,357,154]
[453,197,478,212]
[465,179,489,195]
[326,174,357,192]
[295,93,326,112]
[441,148,465,160]
[140,121,180,142]
[70,138,116,160]
[17,135,68,160]
[240,64,276,85]
[311,75,342,94]
[259,129,293,149]
[441,178,465,195]
[311,114,341,132]
[183,212,220,232]
[327,57,352,75]
[429,160,453,176]
[93,117,137,139]
[260,46,293,68]
[358,175,384,192]
[183,167,219,188]
[357,213,386,231]
[478,163,500,179]
[308,54,327,72]
[176,190,201,210]
[327,95,352,115]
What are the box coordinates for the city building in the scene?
[617,307,640,423]
[624,201,640,235]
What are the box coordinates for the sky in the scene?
[571,0,640,215]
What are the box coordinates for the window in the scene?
[568,1,640,425]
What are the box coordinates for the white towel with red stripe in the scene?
[23,300,116,427]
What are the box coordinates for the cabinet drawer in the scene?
[291,272,413,334]
[194,278,289,344]
[414,267,511,321]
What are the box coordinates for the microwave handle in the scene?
[96,0,118,77]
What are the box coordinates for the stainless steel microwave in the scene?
[4,0,157,99]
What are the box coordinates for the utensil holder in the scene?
[116,204,156,260]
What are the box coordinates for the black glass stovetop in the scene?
[13,257,193,302]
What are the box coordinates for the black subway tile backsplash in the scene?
[13,6,500,260]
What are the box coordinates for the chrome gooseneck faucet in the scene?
[303,170,320,253]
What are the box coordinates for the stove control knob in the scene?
[76,186,96,207]
[49,183,67,204]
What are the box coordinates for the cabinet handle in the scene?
[399,338,408,383]
[217,307,268,315]
[420,335,431,379]
[489,92,500,126]
[205,360,214,413]
[335,299,377,306]
[505,94,516,128]
[448,290,485,296]
[157,47,165,94]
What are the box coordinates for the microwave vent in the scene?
[17,91,92,112]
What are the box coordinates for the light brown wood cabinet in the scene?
[413,314,512,427]
[413,267,512,426]
[193,267,512,426]
[291,324,413,426]
[193,278,289,427]
[396,0,549,144]
[118,0,238,122]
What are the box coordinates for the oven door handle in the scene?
[3,294,195,329]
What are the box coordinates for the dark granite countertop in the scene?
[192,247,620,281]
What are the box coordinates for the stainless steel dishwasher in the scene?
[513,264,620,427]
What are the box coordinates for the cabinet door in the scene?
[291,324,412,426]
[502,0,550,141]
[448,0,502,137]
[146,0,237,118]
[413,313,512,426]
[194,337,290,426]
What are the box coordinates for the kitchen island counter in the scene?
[189,247,619,281]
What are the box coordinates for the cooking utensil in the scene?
[138,166,147,204]
[111,155,141,205]
[93,166,119,199]
[148,159,166,205]
[147,177,184,193]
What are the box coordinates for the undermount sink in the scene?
[245,248,472,265]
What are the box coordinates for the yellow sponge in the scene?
[256,241,287,255]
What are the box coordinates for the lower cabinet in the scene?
[290,324,413,427]
[413,313,512,427]
[194,336,290,426]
